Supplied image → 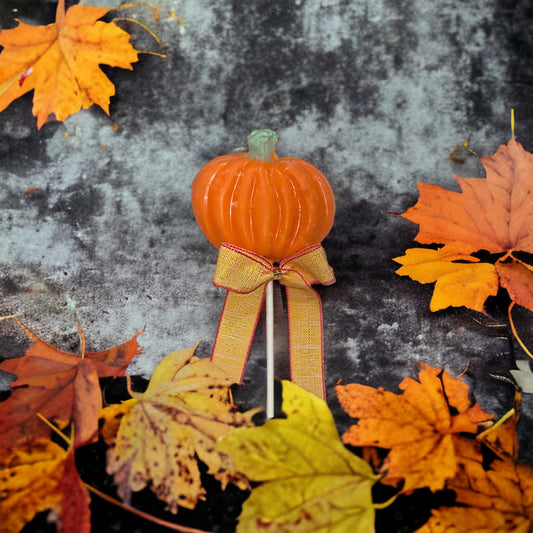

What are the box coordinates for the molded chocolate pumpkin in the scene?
[191,129,335,261]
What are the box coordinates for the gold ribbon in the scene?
[210,243,335,399]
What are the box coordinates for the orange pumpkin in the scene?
[191,129,335,261]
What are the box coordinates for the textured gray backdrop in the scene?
[1,0,533,458]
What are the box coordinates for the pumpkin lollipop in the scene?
[192,129,335,406]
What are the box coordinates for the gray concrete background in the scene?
[1,0,533,457]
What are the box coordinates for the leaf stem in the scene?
[36,413,73,447]
[126,374,136,397]
[77,321,86,359]
[372,492,399,509]
[0,315,35,340]
[508,302,533,360]
[112,17,165,49]
[137,50,168,58]
[82,482,212,533]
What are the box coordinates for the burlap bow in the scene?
[210,243,335,399]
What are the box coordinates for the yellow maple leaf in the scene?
[0,439,91,533]
[0,0,139,128]
[99,345,257,514]
[218,380,379,533]
[393,247,499,312]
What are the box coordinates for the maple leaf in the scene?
[100,345,257,514]
[336,363,492,493]
[0,439,91,533]
[416,403,533,533]
[401,139,533,255]
[0,0,139,128]
[393,247,499,312]
[495,260,533,311]
[395,139,533,313]
[0,317,142,449]
[217,380,379,533]
[444,453,533,532]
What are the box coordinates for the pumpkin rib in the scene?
[258,164,299,259]
[201,162,228,249]
[252,163,271,256]
[214,156,247,248]
[244,159,259,251]
[271,168,287,251]
[191,158,217,246]
[198,158,236,249]
[286,161,328,251]
[278,165,303,254]
[295,159,335,237]
[266,165,285,256]
[225,157,244,245]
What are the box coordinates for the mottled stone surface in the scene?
[1,0,533,473]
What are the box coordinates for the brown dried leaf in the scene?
[0,317,141,449]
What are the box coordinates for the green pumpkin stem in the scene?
[247,129,278,161]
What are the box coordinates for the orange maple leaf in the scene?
[336,363,492,493]
[401,139,533,255]
[417,399,533,532]
[0,440,91,533]
[395,138,533,313]
[0,317,142,449]
[0,0,139,128]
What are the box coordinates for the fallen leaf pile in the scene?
[0,312,530,532]
[336,369,533,533]
[215,365,532,533]
[0,0,161,128]
[0,317,140,532]
[394,138,533,314]
[0,317,257,532]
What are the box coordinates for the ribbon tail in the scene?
[211,285,265,384]
[285,286,326,399]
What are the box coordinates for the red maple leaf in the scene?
[0,317,142,449]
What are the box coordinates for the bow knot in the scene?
[272,262,283,278]
[213,243,335,293]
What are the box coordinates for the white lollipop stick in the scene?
[266,280,275,419]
